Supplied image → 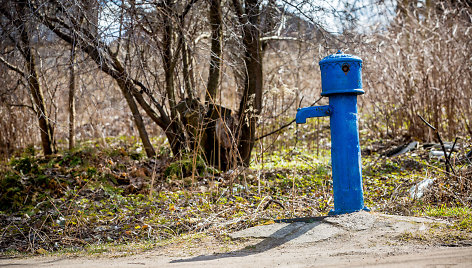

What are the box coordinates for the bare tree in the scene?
[231,0,264,166]
[68,39,77,150]
[4,0,440,168]
[0,1,55,156]
[23,0,272,167]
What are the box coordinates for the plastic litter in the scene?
[429,150,445,157]
[409,178,435,199]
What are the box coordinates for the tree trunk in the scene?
[109,56,156,158]
[206,0,222,104]
[20,21,55,156]
[117,80,156,158]
[182,42,193,99]
[236,0,263,166]
[163,1,177,120]
[162,1,186,156]
[68,42,76,150]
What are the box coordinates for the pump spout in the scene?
[295,105,332,124]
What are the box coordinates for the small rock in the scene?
[56,216,66,226]
[419,223,427,231]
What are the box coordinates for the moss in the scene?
[419,205,472,232]
[0,172,24,211]
[11,156,38,174]
[165,154,215,178]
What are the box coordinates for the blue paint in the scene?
[319,50,364,96]
[328,94,367,214]
[295,50,368,215]
[296,105,332,124]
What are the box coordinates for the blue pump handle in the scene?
[296,105,332,124]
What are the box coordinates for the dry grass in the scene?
[360,3,472,141]
[0,2,470,160]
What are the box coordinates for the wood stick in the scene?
[418,114,455,174]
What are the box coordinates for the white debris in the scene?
[409,178,435,199]
[391,141,418,157]
[419,223,427,231]
[429,150,445,157]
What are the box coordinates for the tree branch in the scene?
[231,0,246,25]
[8,103,35,112]
[180,0,200,21]
[418,114,455,174]
[255,96,323,141]
[260,36,304,42]
[0,55,25,75]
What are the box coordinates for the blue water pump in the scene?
[296,50,369,215]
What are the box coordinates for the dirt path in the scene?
[1,246,471,267]
[1,212,471,267]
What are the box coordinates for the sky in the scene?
[97,0,399,41]
[283,0,397,33]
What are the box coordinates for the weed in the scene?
[418,205,472,232]
[0,135,470,256]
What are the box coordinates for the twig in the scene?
[255,96,323,141]
[263,199,285,210]
[447,137,459,160]
[418,115,436,130]
[149,158,158,200]
[249,196,271,222]
[255,119,296,141]
[436,131,455,174]
[255,196,271,213]
[418,114,456,174]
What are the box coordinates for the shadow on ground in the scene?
[170,218,329,264]
[0,257,68,267]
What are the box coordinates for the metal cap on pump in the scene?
[319,50,364,96]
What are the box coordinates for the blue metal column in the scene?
[329,94,365,214]
[295,50,368,215]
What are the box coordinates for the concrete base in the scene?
[230,221,343,244]
[229,211,448,243]
[328,206,371,215]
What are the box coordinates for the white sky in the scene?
[283,0,397,33]
[98,0,399,40]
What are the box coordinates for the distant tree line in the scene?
[0,0,470,166]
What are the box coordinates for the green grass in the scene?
[1,134,470,255]
[418,205,472,232]
[251,147,331,171]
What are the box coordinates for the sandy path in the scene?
[2,212,471,267]
[1,246,471,267]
